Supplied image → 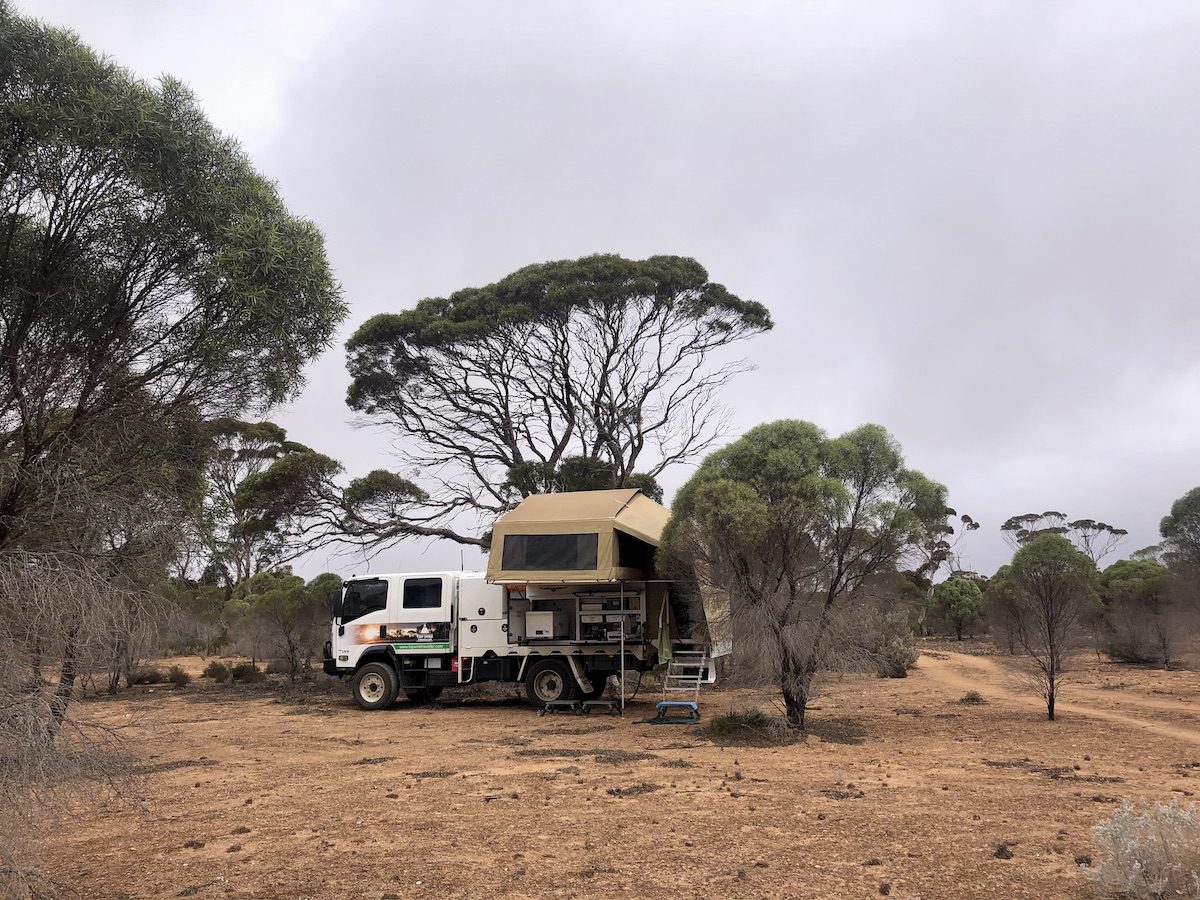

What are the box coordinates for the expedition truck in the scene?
[321,489,712,710]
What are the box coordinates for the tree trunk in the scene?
[1046,689,1055,721]
[48,627,81,741]
[955,622,963,641]
[779,657,810,730]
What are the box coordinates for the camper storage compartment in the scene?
[525,610,570,639]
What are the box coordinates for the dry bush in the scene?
[231,662,264,683]
[165,666,190,687]
[128,667,165,686]
[0,551,149,898]
[1082,798,1200,899]
[202,661,231,682]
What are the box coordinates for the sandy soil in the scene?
[31,646,1200,900]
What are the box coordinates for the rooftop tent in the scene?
[486,488,671,584]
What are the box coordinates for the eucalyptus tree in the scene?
[998,534,1099,720]
[1160,486,1200,575]
[343,254,771,548]
[1001,512,1127,564]
[0,8,343,877]
[931,576,986,640]
[1099,558,1184,668]
[0,6,344,553]
[662,420,947,729]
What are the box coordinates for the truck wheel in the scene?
[525,660,578,706]
[352,662,399,710]
[404,686,443,704]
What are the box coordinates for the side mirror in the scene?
[330,588,344,620]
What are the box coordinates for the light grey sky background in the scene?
[25,1,1200,579]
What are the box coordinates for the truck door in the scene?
[387,576,453,653]
[335,577,391,665]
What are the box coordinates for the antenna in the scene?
[460,547,464,572]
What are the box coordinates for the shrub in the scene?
[959,691,986,705]
[166,665,191,687]
[706,708,772,737]
[1082,798,1200,899]
[704,708,797,744]
[128,667,165,685]
[875,633,920,678]
[264,659,290,676]
[202,661,231,682]
[230,662,264,683]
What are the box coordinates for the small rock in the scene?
[994,843,1015,860]
[226,844,241,853]
[879,883,891,896]
[231,826,250,835]
[864,857,882,866]
[183,840,205,850]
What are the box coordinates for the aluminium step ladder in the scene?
[652,649,708,723]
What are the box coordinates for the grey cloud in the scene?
[28,0,1200,576]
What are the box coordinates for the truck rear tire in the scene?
[525,659,578,707]
[352,662,399,710]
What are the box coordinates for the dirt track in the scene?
[33,648,1200,899]
[920,650,1200,746]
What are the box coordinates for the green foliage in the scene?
[664,419,947,728]
[0,5,343,554]
[705,708,774,739]
[502,455,664,502]
[347,256,771,398]
[1099,558,1183,666]
[1161,486,1200,573]
[931,577,986,640]
[230,569,340,680]
[1001,512,1127,564]
[1005,534,1100,719]
[875,633,920,678]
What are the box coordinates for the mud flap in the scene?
[566,656,594,694]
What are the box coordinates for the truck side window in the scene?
[342,579,388,623]
[403,577,442,609]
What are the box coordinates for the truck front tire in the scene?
[525,659,578,707]
[352,662,399,710]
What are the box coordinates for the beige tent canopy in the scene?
[486,488,670,584]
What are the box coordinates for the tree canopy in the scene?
[932,576,986,640]
[342,253,771,547]
[1160,486,1200,573]
[1002,533,1099,719]
[0,6,344,550]
[1000,512,1126,564]
[662,419,947,727]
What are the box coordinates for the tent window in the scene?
[616,529,654,572]
[502,533,598,570]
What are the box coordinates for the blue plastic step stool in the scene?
[654,700,700,722]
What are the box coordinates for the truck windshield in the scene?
[342,579,387,622]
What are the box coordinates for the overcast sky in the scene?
[25,1,1200,578]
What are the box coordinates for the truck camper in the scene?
[322,489,713,710]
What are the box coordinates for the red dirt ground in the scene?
[30,645,1200,899]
